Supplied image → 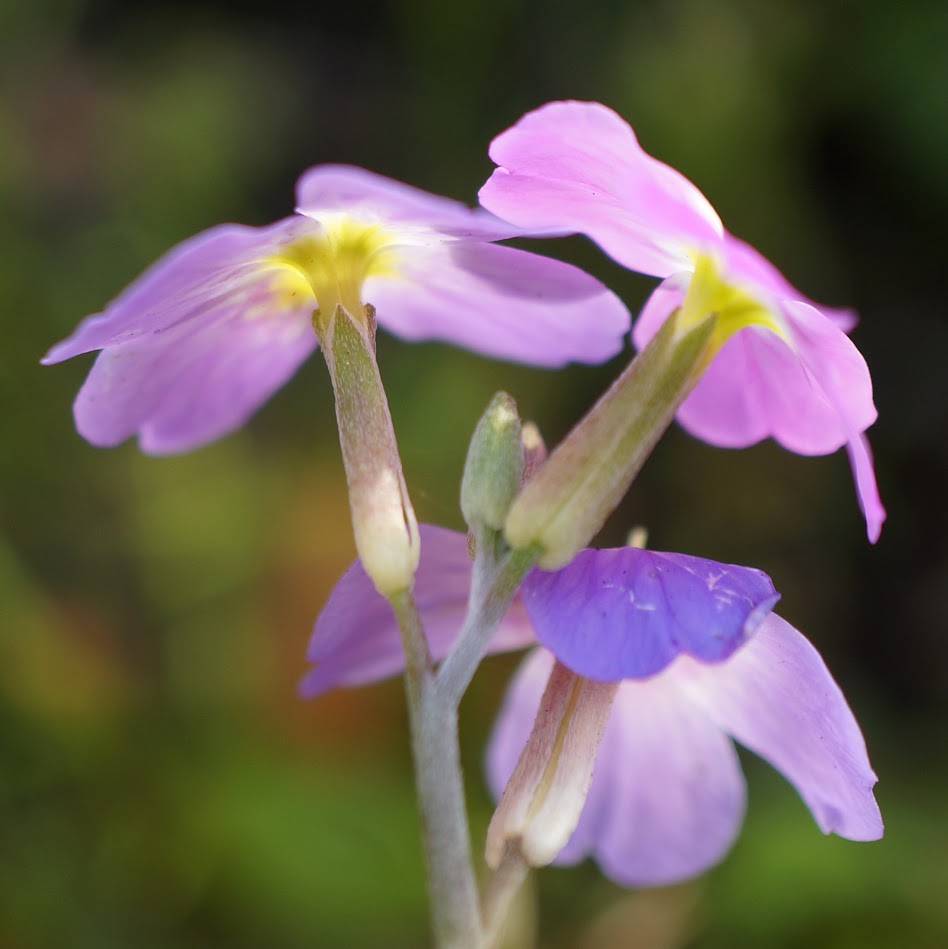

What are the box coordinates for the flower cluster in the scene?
[46,99,883,926]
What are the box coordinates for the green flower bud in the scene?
[461,392,524,532]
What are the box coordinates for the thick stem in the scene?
[390,591,483,948]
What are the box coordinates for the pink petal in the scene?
[295,164,520,242]
[779,300,878,447]
[300,526,535,697]
[847,434,886,543]
[680,322,851,452]
[634,248,878,457]
[680,613,883,841]
[479,101,722,277]
[486,649,748,887]
[366,242,629,366]
[632,249,884,539]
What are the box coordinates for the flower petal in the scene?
[486,648,748,887]
[847,434,886,543]
[299,525,534,697]
[479,101,722,277]
[295,164,520,242]
[366,242,630,366]
[633,249,884,540]
[521,547,779,681]
[69,294,316,453]
[681,321,846,451]
[634,242,878,457]
[680,613,883,841]
[42,218,312,363]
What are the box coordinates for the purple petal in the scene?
[680,613,883,840]
[521,547,779,681]
[42,216,325,453]
[366,241,629,367]
[486,648,748,887]
[300,525,534,697]
[42,218,313,363]
[68,292,317,453]
[479,101,722,277]
[295,164,521,242]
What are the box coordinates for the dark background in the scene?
[2,0,946,945]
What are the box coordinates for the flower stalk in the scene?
[388,590,483,947]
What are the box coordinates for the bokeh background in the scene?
[3,0,947,945]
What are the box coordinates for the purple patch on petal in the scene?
[521,547,779,681]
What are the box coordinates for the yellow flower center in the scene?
[677,252,789,366]
[261,217,400,329]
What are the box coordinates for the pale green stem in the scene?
[480,843,531,949]
[435,537,539,710]
[389,589,483,948]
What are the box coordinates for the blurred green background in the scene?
[2,0,947,945]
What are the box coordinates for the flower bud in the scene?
[486,659,618,869]
[460,392,524,532]
[317,304,420,596]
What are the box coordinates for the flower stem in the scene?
[481,843,531,948]
[436,538,539,709]
[389,589,483,948]
[389,533,538,945]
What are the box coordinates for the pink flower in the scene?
[43,165,629,454]
[479,101,885,541]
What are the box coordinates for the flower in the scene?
[479,101,885,542]
[43,165,629,454]
[301,524,882,885]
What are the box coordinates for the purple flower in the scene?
[43,165,629,454]
[479,101,885,542]
[301,525,882,885]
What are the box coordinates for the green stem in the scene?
[481,843,531,949]
[389,590,483,948]
[436,540,539,709]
